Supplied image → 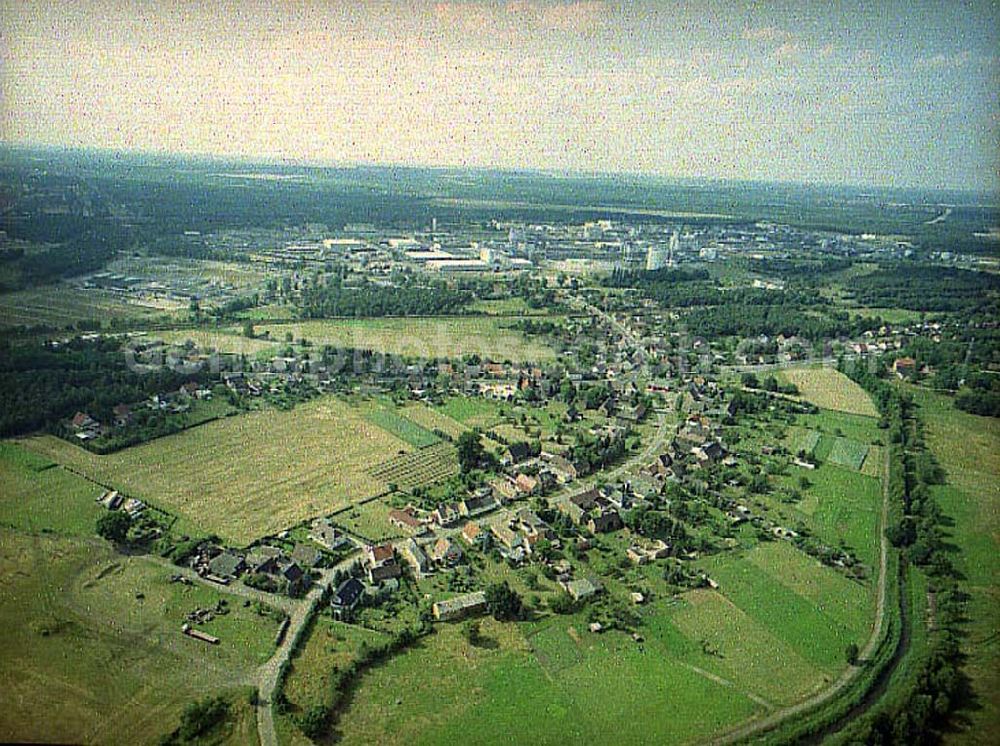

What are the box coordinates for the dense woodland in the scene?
[849,265,1000,312]
[0,338,208,437]
[296,277,474,318]
[606,266,881,340]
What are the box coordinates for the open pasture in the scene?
[0,531,275,745]
[333,616,760,746]
[779,461,882,566]
[0,285,171,329]
[910,385,1000,742]
[700,550,869,673]
[780,367,879,418]
[19,396,409,545]
[668,589,826,706]
[251,317,556,362]
[0,442,104,536]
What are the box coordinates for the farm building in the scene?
[562,577,601,601]
[432,591,488,621]
[207,551,245,581]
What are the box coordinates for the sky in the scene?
[2,0,998,192]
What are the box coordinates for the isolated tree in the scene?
[485,581,524,622]
[242,321,255,338]
[96,511,131,545]
[845,642,860,666]
[456,431,486,474]
[463,620,482,646]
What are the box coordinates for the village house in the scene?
[71,411,101,440]
[504,441,532,466]
[112,404,133,427]
[490,522,528,563]
[246,545,283,575]
[893,356,917,379]
[432,590,488,622]
[207,551,245,583]
[291,543,321,568]
[309,519,352,551]
[461,521,489,548]
[399,538,431,577]
[459,491,499,519]
[280,561,307,594]
[626,539,670,565]
[99,490,123,510]
[365,543,402,583]
[330,577,365,621]
[692,440,725,467]
[430,537,463,566]
[588,510,624,535]
[389,505,425,532]
[432,502,463,527]
[560,488,604,525]
[543,453,578,483]
[515,508,556,542]
[490,477,518,503]
[515,473,538,495]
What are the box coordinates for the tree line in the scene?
[842,358,969,744]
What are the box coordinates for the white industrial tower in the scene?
[646,242,668,271]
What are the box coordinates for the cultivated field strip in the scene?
[367,442,459,491]
[20,397,409,545]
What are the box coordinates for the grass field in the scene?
[787,427,821,456]
[0,442,105,536]
[364,406,441,448]
[797,408,883,444]
[437,396,503,428]
[158,328,280,355]
[330,536,880,745]
[780,367,879,418]
[668,589,827,705]
[0,285,173,328]
[846,307,931,324]
[826,437,869,471]
[400,403,468,439]
[779,462,882,567]
[334,617,760,745]
[252,317,556,362]
[0,530,276,745]
[18,396,410,545]
[908,386,1000,743]
[282,616,385,715]
[700,549,870,674]
[468,297,547,315]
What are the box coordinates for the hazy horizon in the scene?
[2,1,998,193]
